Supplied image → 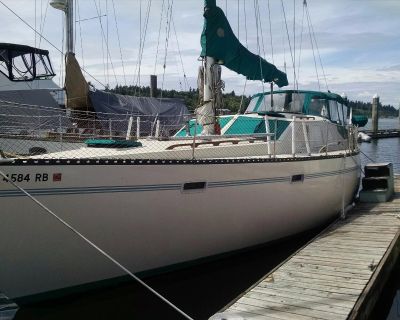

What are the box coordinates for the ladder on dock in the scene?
[210,176,400,320]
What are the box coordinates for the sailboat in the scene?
[0,0,360,303]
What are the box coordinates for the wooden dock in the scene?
[361,129,400,139]
[210,176,400,320]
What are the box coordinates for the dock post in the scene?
[126,116,133,140]
[136,117,141,138]
[372,94,379,134]
[150,75,158,98]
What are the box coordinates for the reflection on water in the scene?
[387,291,400,320]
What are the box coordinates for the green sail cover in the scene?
[201,0,288,87]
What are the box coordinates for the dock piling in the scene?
[372,94,379,134]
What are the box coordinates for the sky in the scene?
[0,0,399,107]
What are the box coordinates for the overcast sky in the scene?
[1,0,399,107]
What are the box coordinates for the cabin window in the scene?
[246,96,261,112]
[256,93,287,112]
[329,100,343,124]
[308,98,329,118]
[248,92,305,114]
[288,93,304,113]
[337,102,344,125]
[329,100,340,124]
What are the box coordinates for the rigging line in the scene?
[296,2,306,90]
[98,0,106,87]
[111,0,127,86]
[293,0,296,91]
[237,0,240,40]
[133,0,152,94]
[35,0,37,48]
[131,0,142,94]
[305,2,320,91]
[267,0,274,64]
[132,0,143,92]
[280,0,297,88]
[238,0,248,115]
[0,169,195,320]
[39,0,50,48]
[305,3,329,91]
[76,14,107,23]
[0,1,60,54]
[172,17,189,91]
[74,0,76,52]
[0,2,98,89]
[76,0,85,69]
[171,39,183,91]
[243,0,248,48]
[106,0,109,87]
[160,0,174,101]
[93,0,118,86]
[0,0,106,89]
[256,0,267,59]
[135,0,152,91]
[154,0,166,75]
[281,18,287,74]
[253,0,266,103]
[238,79,247,114]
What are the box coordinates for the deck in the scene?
[211,176,400,320]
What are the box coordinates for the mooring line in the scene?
[0,169,194,320]
[359,149,376,163]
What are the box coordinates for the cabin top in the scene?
[246,90,348,121]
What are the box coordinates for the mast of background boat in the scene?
[51,0,93,112]
[50,0,74,54]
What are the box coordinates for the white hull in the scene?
[0,155,360,301]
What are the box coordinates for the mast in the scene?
[51,0,92,111]
[200,56,217,135]
[50,0,74,54]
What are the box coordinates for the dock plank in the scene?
[210,175,400,320]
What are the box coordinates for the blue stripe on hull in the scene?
[0,166,359,198]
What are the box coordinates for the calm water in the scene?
[10,119,400,320]
[360,118,400,320]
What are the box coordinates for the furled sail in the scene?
[65,52,93,111]
[200,0,288,87]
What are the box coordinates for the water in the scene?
[8,119,400,320]
[360,118,400,320]
[364,117,400,131]
[12,230,324,320]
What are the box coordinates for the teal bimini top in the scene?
[245,90,367,127]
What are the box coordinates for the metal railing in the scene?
[0,102,358,160]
